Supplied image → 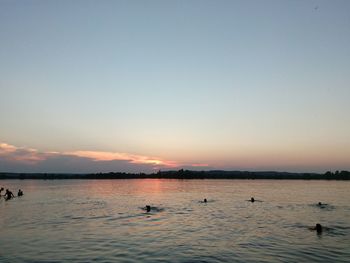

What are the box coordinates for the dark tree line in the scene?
[0,170,349,180]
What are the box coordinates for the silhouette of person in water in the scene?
[18,189,23,197]
[316,223,323,233]
[145,205,151,212]
[310,223,323,234]
[0,187,4,196]
[250,197,255,202]
[4,189,14,201]
[317,202,328,207]
[204,198,207,203]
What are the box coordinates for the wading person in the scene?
[18,189,23,197]
[4,189,14,201]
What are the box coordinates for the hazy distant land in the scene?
[0,170,349,180]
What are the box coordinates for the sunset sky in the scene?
[1,0,349,173]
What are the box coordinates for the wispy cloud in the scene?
[0,142,212,173]
[0,143,52,163]
[0,142,181,171]
[65,150,179,167]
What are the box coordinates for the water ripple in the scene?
[1,179,349,262]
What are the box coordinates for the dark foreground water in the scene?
[0,179,349,262]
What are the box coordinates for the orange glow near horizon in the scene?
[0,142,181,169]
[66,150,179,168]
[191,163,209,167]
[1,141,349,172]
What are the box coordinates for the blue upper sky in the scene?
[1,0,349,173]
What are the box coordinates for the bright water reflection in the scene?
[0,179,349,262]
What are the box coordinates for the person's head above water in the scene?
[145,205,151,212]
[318,202,322,206]
[251,197,255,202]
[204,198,207,203]
[316,223,322,233]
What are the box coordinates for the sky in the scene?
[1,0,350,173]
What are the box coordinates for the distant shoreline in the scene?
[0,170,349,180]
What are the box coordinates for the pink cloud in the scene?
[0,142,179,168]
[65,150,179,167]
[0,143,51,163]
[0,142,216,173]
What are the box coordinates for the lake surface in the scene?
[0,179,349,262]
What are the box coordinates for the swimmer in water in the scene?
[4,189,14,201]
[145,205,151,212]
[204,198,207,203]
[250,197,255,202]
[316,223,322,233]
[18,189,23,197]
[309,223,323,234]
[317,202,329,208]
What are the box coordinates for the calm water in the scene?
[0,179,349,262]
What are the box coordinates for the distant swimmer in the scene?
[18,189,23,197]
[308,223,329,234]
[246,197,262,202]
[309,223,323,234]
[316,202,328,208]
[143,205,164,213]
[4,189,14,201]
[204,198,207,203]
[316,223,322,233]
[0,187,4,196]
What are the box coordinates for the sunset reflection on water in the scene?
[1,179,349,262]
